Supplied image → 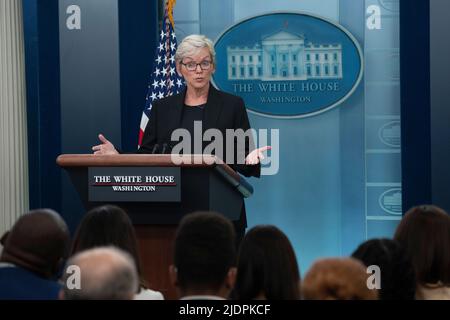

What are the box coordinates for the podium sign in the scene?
[88,167,181,202]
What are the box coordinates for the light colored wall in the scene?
[0,0,30,242]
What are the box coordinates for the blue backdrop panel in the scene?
[23,0,62,212]
[400,0,431,210]
[59,0,122,233]
[430,0,450,212]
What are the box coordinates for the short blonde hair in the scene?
[175,34,216,65]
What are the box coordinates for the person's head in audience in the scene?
[0,208,70,279]
[61,246,138,300]
[302,258,378,300]
[394,205,450,297]
[352,238,416,300]
[71,205,146,291]
[232,225,300,300]
[170,211,237,299]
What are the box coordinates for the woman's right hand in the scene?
[92,134,119,155]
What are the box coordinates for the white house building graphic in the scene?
[226,30,343,81]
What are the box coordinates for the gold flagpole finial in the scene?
[167,0,176,28]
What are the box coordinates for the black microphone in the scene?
[151,144,159,154]
[167,142,174,153]
[161,143,168,154]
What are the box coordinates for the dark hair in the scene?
[174,211,236,292]
[352,238,416,299]
[233,225,300,300]
[71,205,145,289]
[0,209,69,279]
[394,205,450,286]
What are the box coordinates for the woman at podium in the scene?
[92,34,268,171]
[92,34,269,239]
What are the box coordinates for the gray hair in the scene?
[175,34,216,65]
[62,246,138,300]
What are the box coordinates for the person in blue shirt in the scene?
[0,209,70,300]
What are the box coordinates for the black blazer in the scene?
[137,85,260,178]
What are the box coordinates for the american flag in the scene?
[138,4,185,146]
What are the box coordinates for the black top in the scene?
[179,104,206,154]
[138,85,260,178]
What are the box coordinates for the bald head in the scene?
[0,209,70,279]
[62,247,138,300]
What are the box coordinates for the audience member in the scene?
[71,204,163,299]
[0,209,70,299]
[394,205,450,300]
[232,225,300,299]
[352,238,416,299]
[170,211,236,300]
[302,258,378,300]
[60,246,138,300]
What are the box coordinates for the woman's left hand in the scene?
[245,146,271,165]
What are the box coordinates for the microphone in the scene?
[161,143,168,154]
[151,144,159,154]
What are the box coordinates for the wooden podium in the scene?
[57,154,253,299]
